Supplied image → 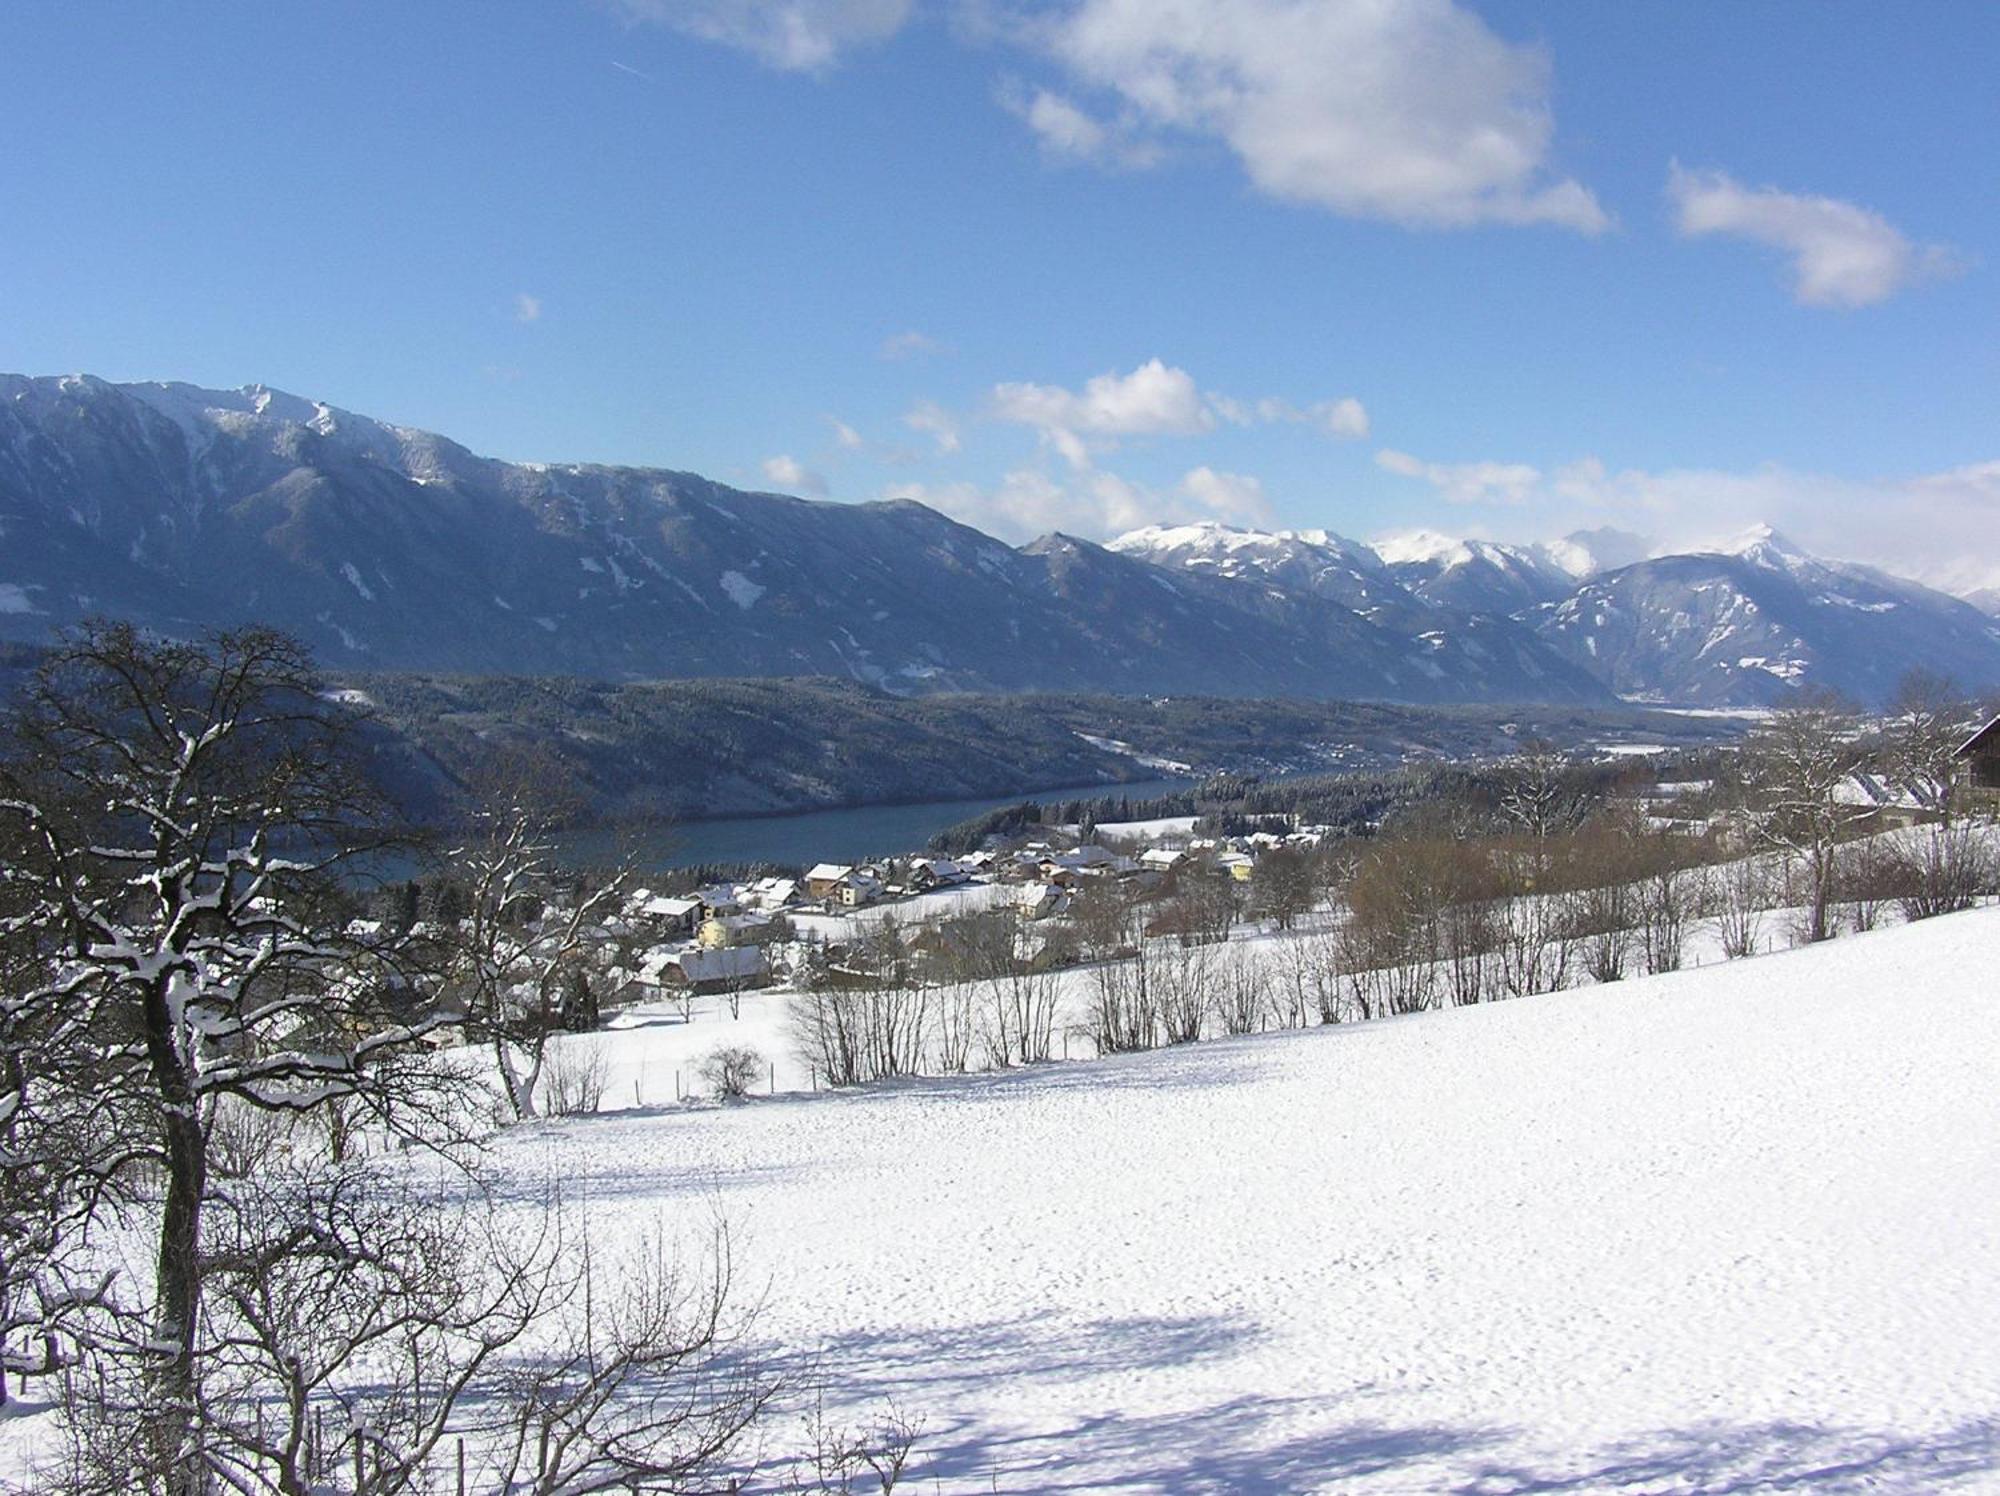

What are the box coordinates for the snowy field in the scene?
[495,905,2000,1493]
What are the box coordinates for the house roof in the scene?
[806,863,853,882]
[1956,711,2000,758]
[671,946,766,981]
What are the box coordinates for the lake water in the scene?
[551,776,1195,873]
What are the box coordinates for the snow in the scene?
[1074,732,1195,775]
[338,561,375,601]
[0,582,40,614]
[1097,815,1198,839]
[464,907,2000,1492]
[1367,528,1475,568]
[720,569,766,610]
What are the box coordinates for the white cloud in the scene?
[1376,448,1541,505]
[829,417,865,449]
[1248,395,1370,439]
[1010,0,1607,232]
[604,0,913,71]
[993,358,1214,441]
[988,359,1369,466]
[880,329,948,360]
[1666,163,1954,308]
[1376,444,2000,594]
[1002,83,1160,168]
[1313,397,1371,440]
[513,293,543,323]
[1177,466,1273,525]
[884,460,1273,541]
[761,453,829,495]
[903,399,962,453]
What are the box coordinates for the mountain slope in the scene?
[0,374,1610,704]
[1530,526,2000,706]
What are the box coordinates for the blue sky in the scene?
[3,2,1996,587]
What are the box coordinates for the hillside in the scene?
[0,375,1607,705]
[343,673,1735,825]
[516,906,2000,1492]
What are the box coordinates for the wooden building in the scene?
[1958,712,2000,809]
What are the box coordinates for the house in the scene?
[743,877,802,912]
[907,857,971,891]
[1216,851,1256,883]
[1139,847,1186,873]
[805,863,854,901]
[1957,712,2000,808]
[694,883,743,917]
[806,863,885,908]
[1016,882,1071,921]
[634,893,703,939]
[696,911,782,949]
[1833,771,1928,829]
[653,945,768,994]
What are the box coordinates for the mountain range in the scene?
[2,373,1995,707]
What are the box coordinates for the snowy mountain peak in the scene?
[1711,522,1811,569]
[1368,529,1475,569]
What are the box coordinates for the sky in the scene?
[3,2,1997,590]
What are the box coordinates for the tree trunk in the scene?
[144,973,208,1495]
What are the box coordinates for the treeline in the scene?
[928,755,1641,854]
[345,669,1736,830]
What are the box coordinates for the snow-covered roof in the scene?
[806,863,853,883]
[1956,711,2000,758]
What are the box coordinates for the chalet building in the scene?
[804,863,884,907]
[632,893,703,939]
[697,911,783,949]
[1958,712,2000,808]
[805,863,854,900]
[651,945,768,994]
[743,876,802,911]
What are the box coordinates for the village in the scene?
[455,703,2000,1107]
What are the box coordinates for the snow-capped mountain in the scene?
[1369,530,1579,615]
[0,374,1609,704]
[1106,522,1402,614]
[3,374,1991,707]
[1110,518,2000,707]
[1103,521,1608,700]
[1528,524,2000,706]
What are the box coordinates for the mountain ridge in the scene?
[3,373,1995,707]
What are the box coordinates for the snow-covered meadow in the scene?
[493,904,2000,1493]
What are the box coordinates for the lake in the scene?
[550,775,1195,873]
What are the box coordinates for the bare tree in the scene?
[1496,741,1586,841]
[1710,853,1770,960]
[40,1162,775,1496]
[445,754,629,1122]
[1251,845,1315,931]
[0,626,793,1493]
[1742,690,1870,945]
[1883,668,1980,826]
[699,1044,766,1101]
[1894,823,1997,921]
[0,623,470,1489]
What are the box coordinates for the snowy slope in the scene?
[491,906,2000,1493]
